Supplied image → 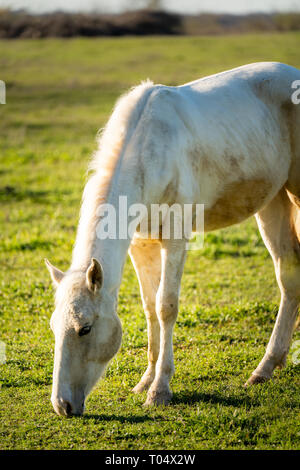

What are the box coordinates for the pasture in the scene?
[0,33,300,450]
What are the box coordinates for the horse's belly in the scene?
[203,177,273,231]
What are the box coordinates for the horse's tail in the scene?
[89,80,155,174]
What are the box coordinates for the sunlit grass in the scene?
[0,33,299,450]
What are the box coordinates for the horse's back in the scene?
[182,62,300,96]
[134,63,300,230]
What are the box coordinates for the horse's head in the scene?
[45,258,122,416]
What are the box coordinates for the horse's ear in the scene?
[86,258,103,293]
[45,259,65,287]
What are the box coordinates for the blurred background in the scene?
[0,0,300,37]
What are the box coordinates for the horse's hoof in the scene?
[132,381,151,394]
[143,389,172,407]
[244,374,268,387]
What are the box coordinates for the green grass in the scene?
[0,34,300,450]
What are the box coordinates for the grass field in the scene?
[0,33,300,450]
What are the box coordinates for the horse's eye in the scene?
[79,325,92,337]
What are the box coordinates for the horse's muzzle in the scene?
[52,395,85,417]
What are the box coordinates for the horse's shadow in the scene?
[81,413,154,424]
[172,390,257,407]
[81,389,256,422]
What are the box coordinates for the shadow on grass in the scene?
[0,239,55,252]
[0,186,71,203]
[172,390,258,407]
[81,413,154,424]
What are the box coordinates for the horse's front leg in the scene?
[129,239,162,393]
[145,239,187,406]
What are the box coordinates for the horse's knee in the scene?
[143,300,156,318]
[157,294,178,323]
[278,256,300,298]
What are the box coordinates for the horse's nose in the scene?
[55,398,73,417]
[52,397,84,417]
[62,400,73,416]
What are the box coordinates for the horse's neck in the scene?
[70,166,139,292]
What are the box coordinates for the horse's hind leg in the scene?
[246,188,300,385]
[129,238,162,393]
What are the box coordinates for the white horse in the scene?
[46,62,300,416]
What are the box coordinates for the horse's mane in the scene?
[90,79,154,175]
[71,79,154,268]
